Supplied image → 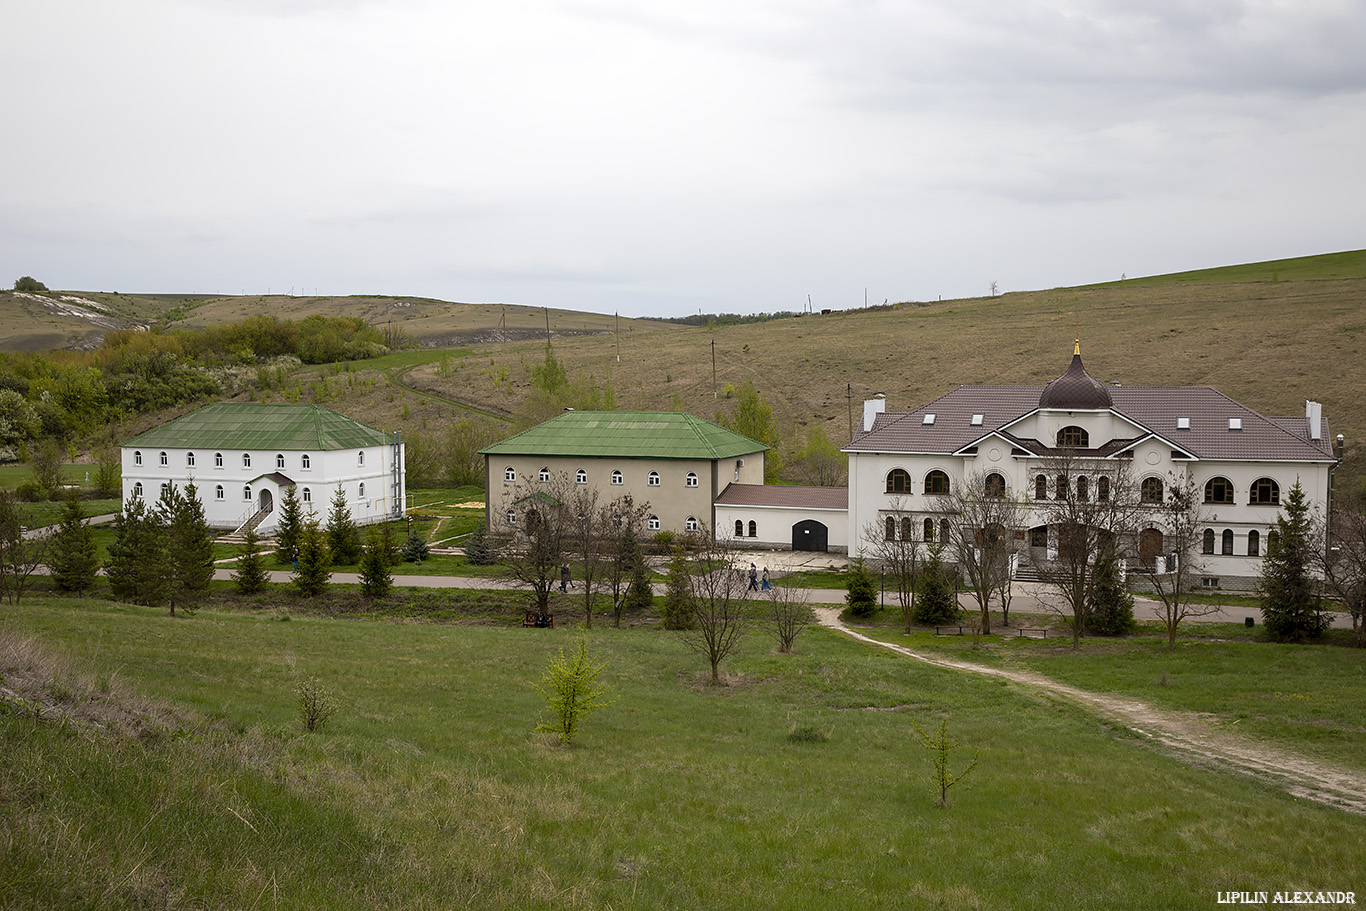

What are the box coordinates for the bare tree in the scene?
[862,498,921,633]
[1319,494,1366,647]
[0,490,46,605]
[1143,474,1219,647]
[600,494,652,627]
[565,484,606,628]
[935,473,1026,635]
[679,533,753,683]
[767,582,815,653]
[1031,456,1141,647]
[499,476,573,619]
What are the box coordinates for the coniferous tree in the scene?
[162,482,215,616]
[325,485,362,566]
[914,546,961,626]
[107,496,169,606]
[359,528,393,598]
[461,521,497,565]
[1259,481,1329,641]
[48,488,99,595]
[844,556,878,618]
[274,484,304,566]
[232,524,269,594]
[1088,555,1136,636]
[293,514,331,597]
[402,528,431,563]
[661,547,694,630]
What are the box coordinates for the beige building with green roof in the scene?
[480,411,767,536]
[122,403,405,534]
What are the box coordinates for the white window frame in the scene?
[647,471,661,487]
[244,484,253,501]
[648,515,661,531]
[504,466,516,482]
[539,467,551,482]
[301,453,311,470]
[276,453,286,469]
[242,453,251,468]
[134,450,142,466]
[685,472,698,488]
[186,452,195,467]
[214,452,223,468]
[303,487,311,503]
[610,470,623,486]
[576,469,587,484]
[159,451,168,466]
[685,516,699,532]
[214,484,224,500]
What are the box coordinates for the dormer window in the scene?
[1177,417,1190,430]
[1228,418,1243,431]
[970,413,984,426]
[922,413,936,425]
[1057,425,1089,448]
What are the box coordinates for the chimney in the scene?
[1306,400,1322,440]
[1336,433,1345,461]
[862,395,886,432]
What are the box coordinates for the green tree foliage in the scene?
[0,388,40,455]
[232,524,269,595]
[29,438,64,499]
[274,484,304,566]
[296,677,338,732]
[359,528,394,598]
[844,556,878,618]
[661,547,694,630]
[1259,481,1330,641]
[403,419,499,488]
[788,423,847,487]
[163,482,215,616]
[914,547,961,626]
[534,637,616,745]
[461,522,498,565]
[401,529,430,563]
[530,342,568,395]
[0,490,45,604]
[716,380,782,483]
[1087,556,1135,636]
[47,489,99,595]
[107,496,169,607]
[13,276,48,292]
[911,718,979,808]
[325,485,362,566]
[92,443,122,498]
[293,515,331,597]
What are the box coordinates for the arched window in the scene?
[358,482,365,498]
[900,517,913,541]
[610,470,623,486]
[648,471,661,487]
[1055,474,1067,499]
[243,484,253,501]
[735,520,744,536]
[214,484,224,500]
[648,515,661,531]
[924,518,935,541]
[1203,529,1215,554]
[186,452,195,467]
[134,450,143,466]
[1141,477,1163,503]
[1205,477,1234,504]
[133,482,143,498]
[538,467,550,482]
[1222,529,1234,555]
[1098,476,1110,502]
[159,451,168,466]
[276,454,286,469]
[748,520,757,537]
[685,516,699,532]
[301,454,311,469]
[924,470,950,495]
[940,518,951,543]
[576,469,587,484]
[984,473,1005,497]
[685,472,699,488]
[1268,530,1280,552]
[242,453,251,468]
[505,509,516,526]
[885,517,896,540]
[504,466,516,482]
[1035,475,1047,500]
[1250,478,1280,505]
[1248,530,1260,556]
[1077,476,1089,501]
[357,451,365,466]
[886,469,912,493]
[160,483,170,497]
[214,452,223,468]
[1057,425,1089,448]
[303,487,311,502]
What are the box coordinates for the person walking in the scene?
[748,562,759,592]
[560,563,571,593]
[761,566,770,591]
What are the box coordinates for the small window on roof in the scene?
[970,413,984,426]
[1228,418,1242,431]
[922,413,936,425]
[1177,417,1190,430]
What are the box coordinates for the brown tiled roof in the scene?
[846,384,1335,463]
[714,483,848,510]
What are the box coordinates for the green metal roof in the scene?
[123,404,392,451]
[481,411,768,460]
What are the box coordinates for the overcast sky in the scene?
[5,0,1364,317]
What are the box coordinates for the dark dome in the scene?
[1039,351,1112,410]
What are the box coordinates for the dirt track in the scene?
[815,608,1366,815]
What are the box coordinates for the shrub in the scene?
[296,677,337,732]
[661,547,694,630]
[534,637,615,745]
[14,480,45,502]
[13,276,48,293]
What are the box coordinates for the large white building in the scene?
[844,347,1341,589]
[121,403,405,533]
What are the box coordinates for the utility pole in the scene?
[544,307,551,343]
[615,311,620,362]
[712,340,717,399]
[847,383,853,439]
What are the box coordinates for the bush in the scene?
[13,276,48,293]
[296,677,337,732]
[14,480,46,502]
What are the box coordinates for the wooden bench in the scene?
[523,610,554,629]
[935,626,966,636]
[1017,627,1049,639]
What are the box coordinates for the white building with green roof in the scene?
[480,411,767,536]
[122,403,405,534]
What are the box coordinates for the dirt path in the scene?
[814,608,1366,815]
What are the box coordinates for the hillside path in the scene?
[813,607,1366,815]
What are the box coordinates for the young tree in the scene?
[863,498,922,632]
[47,488,99,595]
[0,490,46,605]
[767,583,815,653]
[293,514,332,597]
[1087,554,1135,635]
[566,484,606,629]
[106,496,169,607]
[461,521,497,565]
[232,524,269,594]
[914,544,961,626]
[163,482,215,616]
[935,473,1025,635]
[844,556,878,618]
[402,527,431,563]
[325,484,362,566]
[661,547,694,630]
[1145,475,1218,646]
[30,438,65,499]
[679,534,753,683]
[534,637,616,745]
[716,380,782,483]
[499,483,570,619]
[274,483,304,566]
[1320,493,1366,647]
[789,424,847,487]
[601,495,650,627]
[1259,480,1329,641]
[93,442,122,498]
[358,527,393,598]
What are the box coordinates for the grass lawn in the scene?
[3,597,1363,910]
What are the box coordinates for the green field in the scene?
[3,599,1362,909]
